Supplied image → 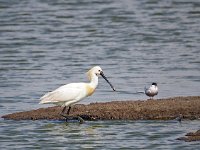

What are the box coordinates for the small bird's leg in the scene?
[176,114,183,124]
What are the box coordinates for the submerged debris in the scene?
[177,130,200,142]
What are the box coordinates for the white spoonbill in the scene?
[39,66,116,120]
[144,82,158,99]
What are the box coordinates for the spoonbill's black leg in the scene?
[60,106,84,123]
[60,106,67,117]
[67,106,71,115]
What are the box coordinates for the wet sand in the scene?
[2,96,200,121]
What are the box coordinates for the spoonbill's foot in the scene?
[77,116,84,124]
[62,115,84,124]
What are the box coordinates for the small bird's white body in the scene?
[39,66,115,109]
[144,83,158,99]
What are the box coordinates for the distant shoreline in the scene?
[2,96,200,121]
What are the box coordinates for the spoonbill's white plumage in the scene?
[39,66,115,119]
[144,82,158,99]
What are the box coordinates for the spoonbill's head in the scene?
[87,66,116,91]
[90,66,103,77]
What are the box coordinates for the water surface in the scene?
[1,119,200,149]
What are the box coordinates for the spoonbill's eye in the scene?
[98,70,101,72]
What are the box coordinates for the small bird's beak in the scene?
[100,71,116,91]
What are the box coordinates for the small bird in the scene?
[144,82,158,99]
[39,66,116,121]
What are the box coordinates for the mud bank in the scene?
[2,96,200,121]
[177,130,200,142]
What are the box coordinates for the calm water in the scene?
[0,120,200,150]
[0,0,200,149]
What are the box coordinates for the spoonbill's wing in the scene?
[39,83,84,104]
